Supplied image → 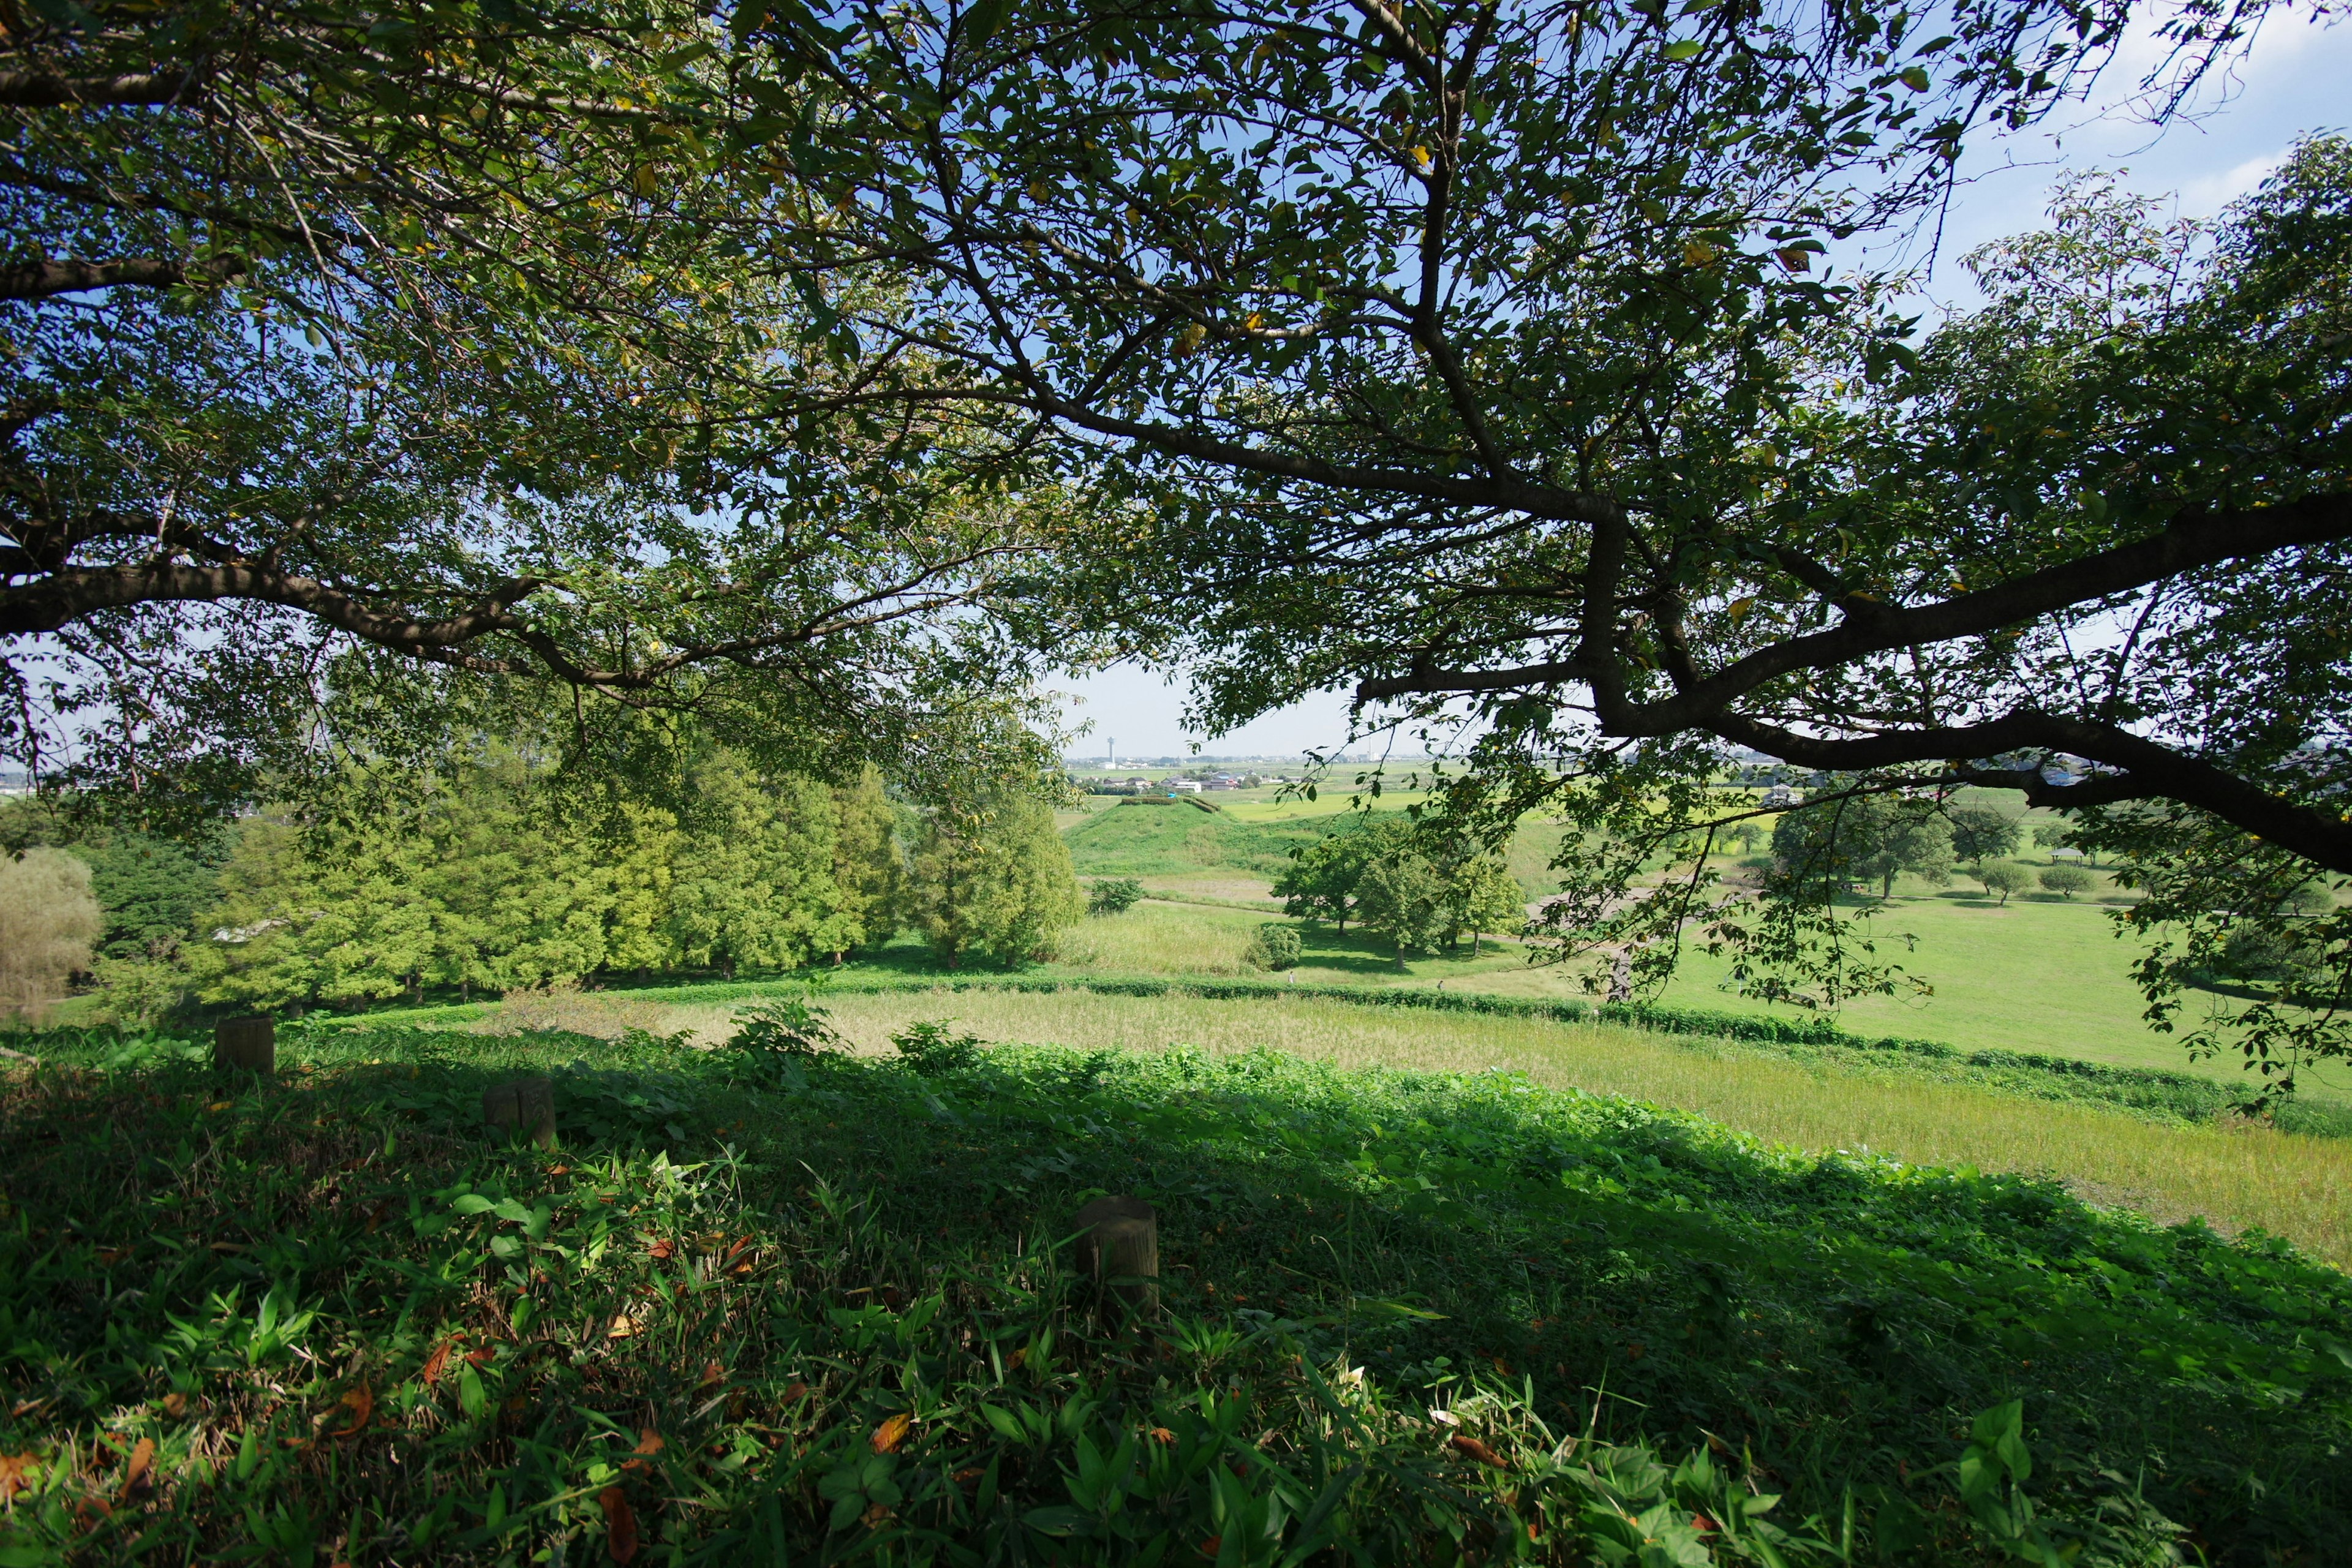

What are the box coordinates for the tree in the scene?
[830,766,906,962]
[667,757,855,979]
[713,1,2352,1066]
[1354,846,1448,967]
[906,794,1083,969]
[1950,807,2024,866]
[1,0,1057,816]
[1970,861,2035,906]
[2039,864,2095,899]
[1445,858,1528,956]
[1770,793,1951,900]
[0,846,100,1021]
[1272,832,1376,933]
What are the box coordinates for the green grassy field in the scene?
[1055,799,2352,1099]
[5,1018,2348,1563]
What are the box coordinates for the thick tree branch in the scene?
[1355,491,2352,715]
[0,558,538,656]
[0,69,207,108]
[0,252,245,301]
[1714,709,2352,875]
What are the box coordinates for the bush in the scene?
[726,992,846,1077]
[1243,921,1303,971]
[1088,876,1145,916]
[891,1017,987,1075]
[2038,864,2095,899]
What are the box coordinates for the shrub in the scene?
[727,992,846,1076]
[1243,922,1303,971]
[2038,864,2095,899]
[1088,876,1145,916]
[891,1018,987,1075]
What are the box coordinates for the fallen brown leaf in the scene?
[698,1360,726,1389]
[421,1338,456,1387]
[1447,1434,1508,1468]
[622,1429,665,1475]
[159,1394,186,1419]
[119,1437,154,1497]
[646,1238,676,1261]
[600,1487,637,1564]
[607,1314,641,1340]
[870,1413,911,1454]
[783,1380,809,1402]
[335,1385,373,1438]
[0,1450,39,1508]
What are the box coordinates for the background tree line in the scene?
[1,750,1082,1020]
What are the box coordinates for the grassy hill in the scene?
[4,1017,2348,1563]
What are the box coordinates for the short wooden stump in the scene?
[482,1076,557,1150]
[213,1015,275,1074]
[1074,1194,1159,1314]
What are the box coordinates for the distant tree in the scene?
[1950,806,2024,865]
[1088,878,1145,917]
[1971,861,2036,905]
[1272,832,1376,932]
[2039,864,2096,899]
[0,848,102,1023]
[72,832,224,961]
[1355,848,1448,967]
[1446,858,1529,956]
[907,795,1083,969]
[668,758,853,980]
[1770,793,1951,899]
[1243,922,1302,971]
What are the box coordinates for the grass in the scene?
[5,1019,2349,1564]
[1056,795,2352,1099]
[785,989,2352,1268]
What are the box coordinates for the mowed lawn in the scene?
[615,987,2352,1268]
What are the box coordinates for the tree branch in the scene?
[0,69,207,108]
[0,252,245,301]
[1714,709,2352,874]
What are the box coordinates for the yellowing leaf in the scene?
[1681,239,1719,268]
[1408,145,1431,169]
[870,1412,912,1453]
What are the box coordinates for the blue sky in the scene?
[1048,10,2352,760]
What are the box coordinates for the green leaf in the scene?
[1663,40,1705,61]
[452,1194,496,1216]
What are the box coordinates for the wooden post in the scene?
[482,1076,557,1150]
[213,1015,275,1074]
[1074,1195,1159,1314]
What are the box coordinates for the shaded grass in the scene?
[3,1023,2346,1564]
[769,989,2352,1268]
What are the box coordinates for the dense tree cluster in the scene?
[1273,818,1524,961]
[99,756,907,1014]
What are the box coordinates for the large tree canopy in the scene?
[692,0,2351,1087]
[0,0,1057,809]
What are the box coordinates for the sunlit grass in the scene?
[652,987,2352,1270]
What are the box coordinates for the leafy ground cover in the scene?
[5,1019,2349,1564]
